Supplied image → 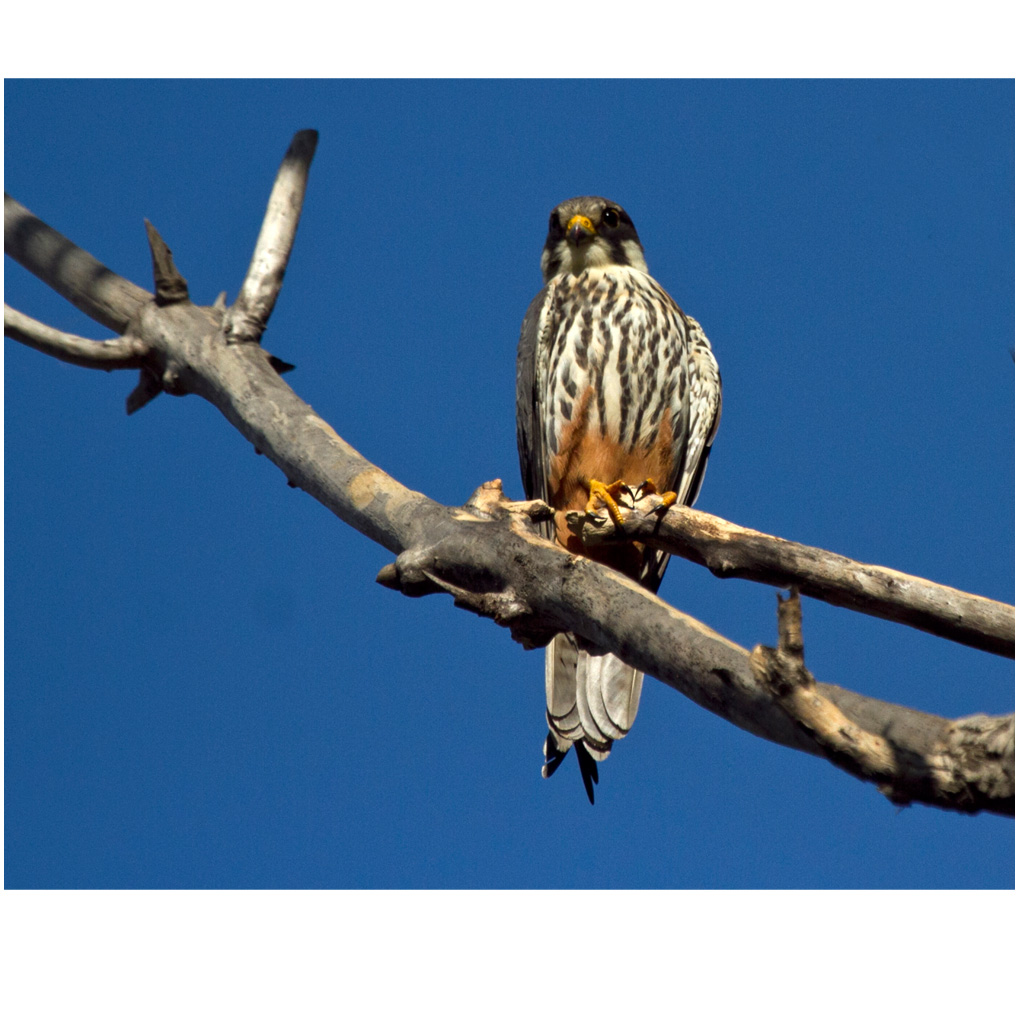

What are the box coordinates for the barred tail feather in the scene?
[579,649,643,744]
[544,634,583,747]
[542,634,644,801]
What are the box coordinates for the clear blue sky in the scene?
[4,80,1013,888]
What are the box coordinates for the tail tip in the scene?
[575,741,599,804]
[542,732,569,779]
[541,733,600,804]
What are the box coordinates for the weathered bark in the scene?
[751,591,1013,814]
[4,133,1013,817]
[566,490,1014,658]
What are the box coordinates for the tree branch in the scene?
[751,591,1013,814]
[3,303,143,370]
[4,192,151,333]
[567,490,1014,659]
[4,132,1013,817]
[224,129,318,345]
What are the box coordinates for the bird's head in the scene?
[540,196,648,282]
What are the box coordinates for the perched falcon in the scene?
[516,196,721,802]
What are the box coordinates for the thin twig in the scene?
[4,304,142,370]
[224,130,319,345]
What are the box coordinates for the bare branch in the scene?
[4,140,1012,818]
[751,591,1013,814]
[378,482,1012,815]
[568,492,1014,659]
[224,130,318,345]
[4,303,143,370]
[5,193,151,333]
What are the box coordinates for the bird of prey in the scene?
[516,196,721,802]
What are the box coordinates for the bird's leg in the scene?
[585,479,629,526]
[586,478,677,525]
[639,477,677,508]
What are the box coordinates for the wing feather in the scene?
[516,285,553,513]
[639,308,721,593]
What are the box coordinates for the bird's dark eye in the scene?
[549,211,561,233]
[602,208,620,228]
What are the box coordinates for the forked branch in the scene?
[4,131,1013,817]
[751,591,1013,814]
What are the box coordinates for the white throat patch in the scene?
[543,236,649,279]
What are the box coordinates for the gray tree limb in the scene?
[4,132,1013,817]
[223,129,317,346]
[751,591,1013,813]
[4,192,150,332]
[3,303,143,370]
[567,490,1014,659]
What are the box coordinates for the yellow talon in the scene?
[586,479,628,526]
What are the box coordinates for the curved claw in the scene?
[638,477,677,508]
[585,479,628,526]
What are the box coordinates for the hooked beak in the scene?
[566,214,596,247]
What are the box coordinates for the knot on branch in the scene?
[940,713,1015,808]
[124,351,190,414]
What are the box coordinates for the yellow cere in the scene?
[566,214,595,235]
